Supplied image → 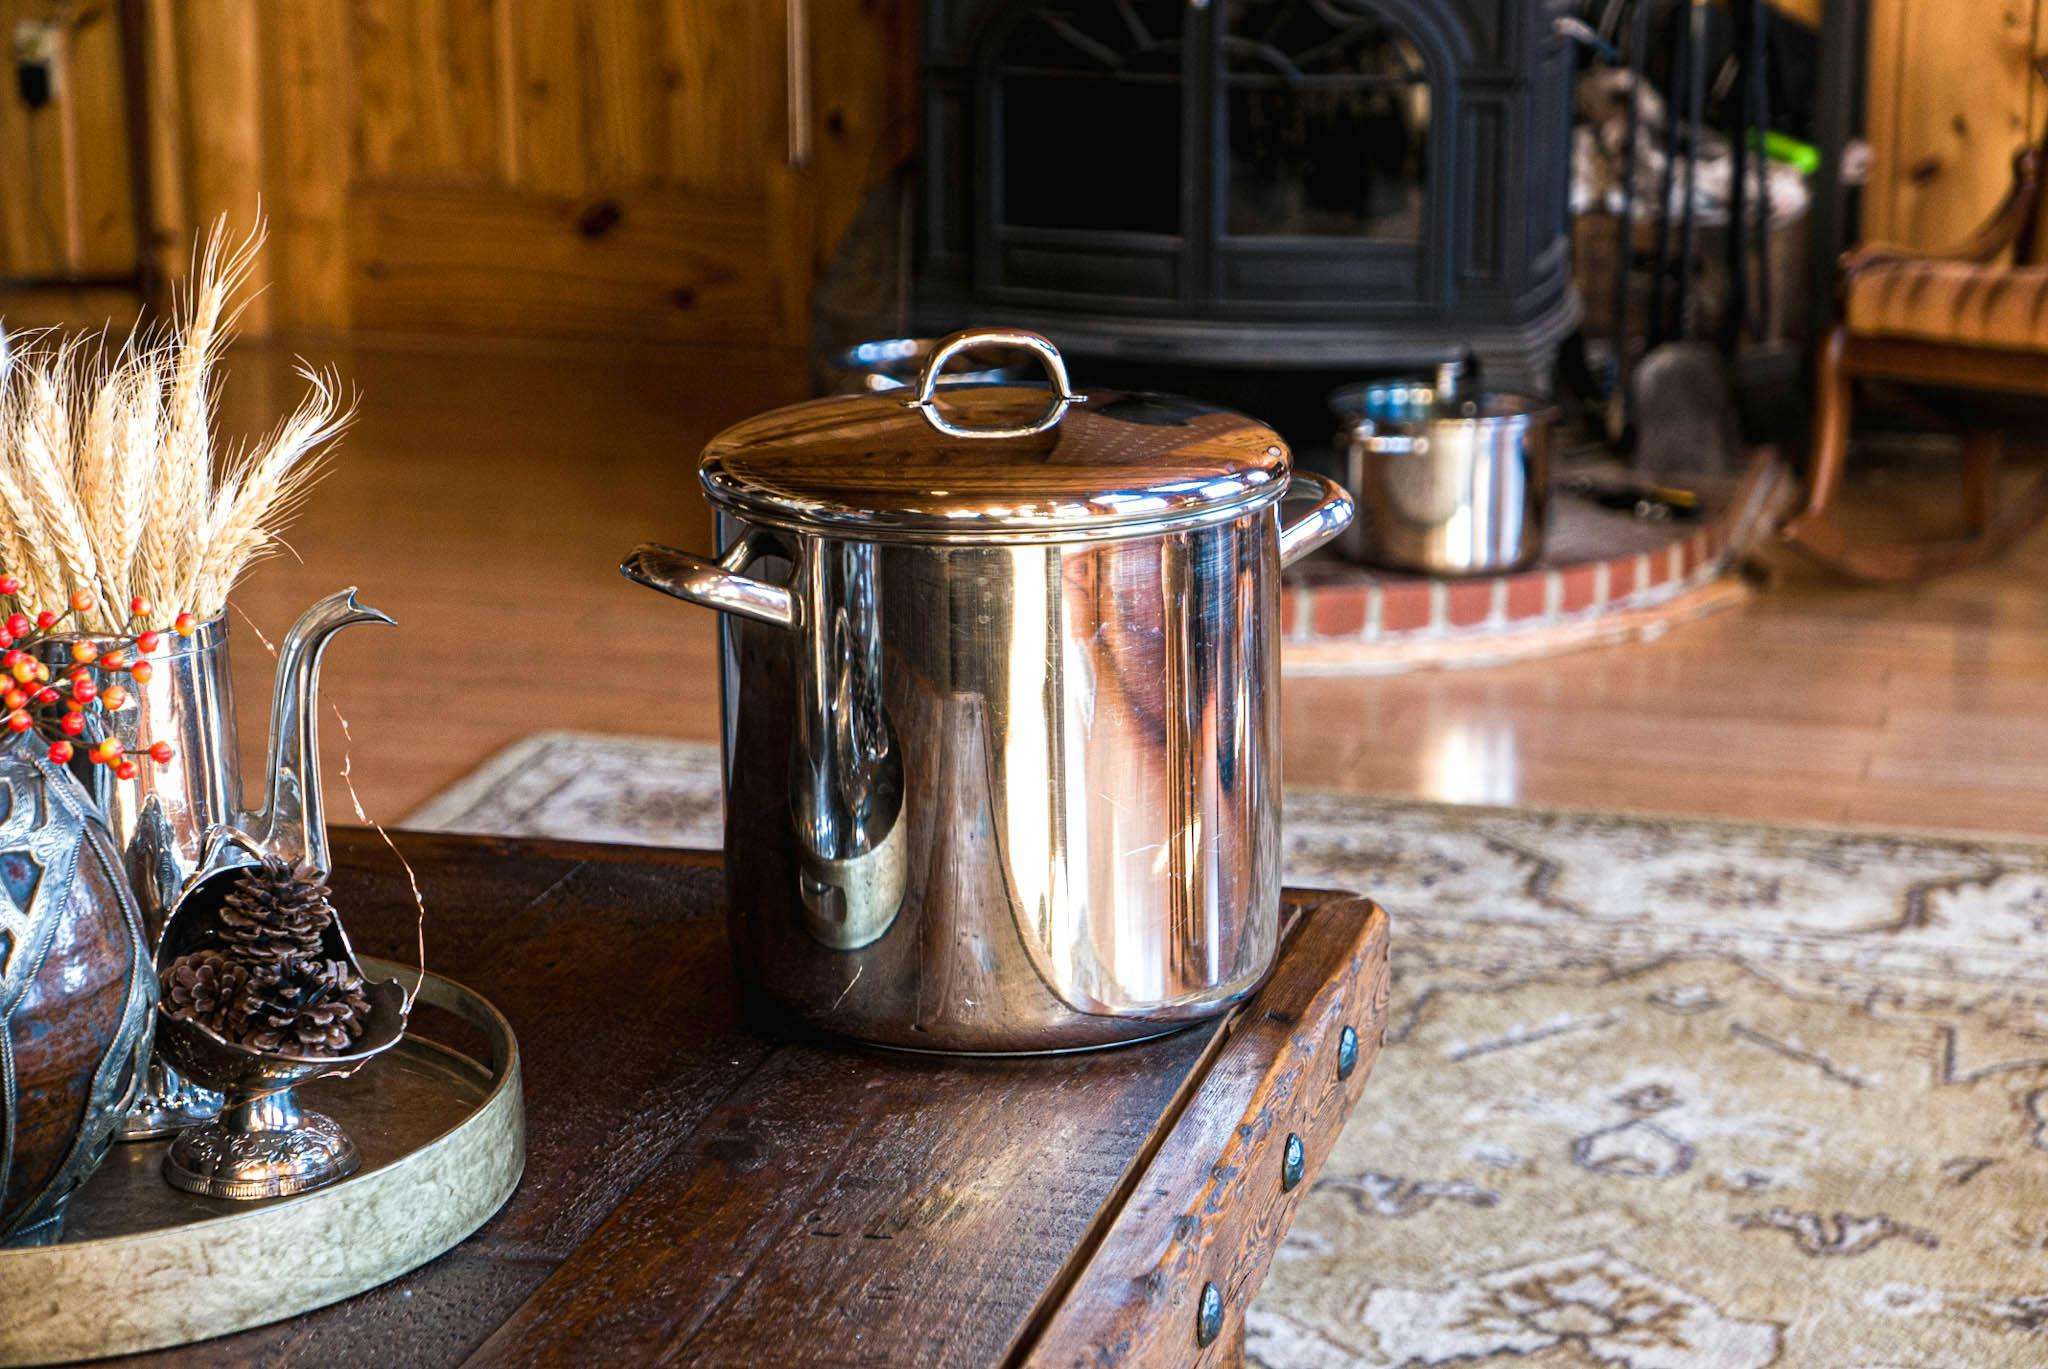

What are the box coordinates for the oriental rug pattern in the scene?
[410,732,2048,1369]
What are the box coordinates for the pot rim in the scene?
[700,465,1294,547]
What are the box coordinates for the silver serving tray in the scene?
[0,959,524,1364]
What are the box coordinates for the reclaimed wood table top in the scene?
[127,829,1389,1369]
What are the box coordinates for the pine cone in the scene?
[161,949,251,1040]
[240,956,372,1057]
[216,856,335,963]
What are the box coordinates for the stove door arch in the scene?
[1205,0,1451,317]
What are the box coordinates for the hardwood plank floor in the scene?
[217,339,2048,840]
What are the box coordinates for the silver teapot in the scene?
[60,588,394,1137]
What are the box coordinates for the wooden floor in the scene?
[219,338,2048,841]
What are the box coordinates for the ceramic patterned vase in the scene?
[0,735,154,1245]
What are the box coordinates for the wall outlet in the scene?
[13,19,59,109]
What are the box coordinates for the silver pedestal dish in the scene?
[151,834,408,1200]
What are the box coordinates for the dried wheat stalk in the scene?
[0,220,348,633]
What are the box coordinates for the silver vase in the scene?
[48,590,393,1139]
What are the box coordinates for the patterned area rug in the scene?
[409,733,2048,1369]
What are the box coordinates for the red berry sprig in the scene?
[0,580,193,775]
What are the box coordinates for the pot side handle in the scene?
[1276,472,1355,568]
[621,538,800,630]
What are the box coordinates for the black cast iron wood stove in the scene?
[916,0,1580,398]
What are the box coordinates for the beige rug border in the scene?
[402,729,2048,859]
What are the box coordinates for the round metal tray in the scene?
[0,960,523,1365]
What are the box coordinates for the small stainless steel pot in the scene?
[624,329,1351,1052]
[1330,361,1557,575]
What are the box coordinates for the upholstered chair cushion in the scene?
[1845,257,2048,350]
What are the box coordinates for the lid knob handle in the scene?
[905,328,1087,440]
[1433,358,1465,405]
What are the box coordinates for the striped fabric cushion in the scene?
[1845,257,2048,350]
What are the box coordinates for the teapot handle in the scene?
[621,535,800,630]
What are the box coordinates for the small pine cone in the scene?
[161,949,250,1040]
[239,956,372,1057]
[216,856,336,964]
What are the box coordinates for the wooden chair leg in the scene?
[1803,325,1852,519]
[1781,328,2047,580]
[1962,428,2001,533]
[1783,458,2048,581]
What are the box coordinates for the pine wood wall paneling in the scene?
[6,0,912,347]
[266,1,352,331]
[64,9,134,272]
[142,0,190,273]
[507,0,585,195]
[351,0,506,185]
[1863,0,2047,252]
[345,182,797,343]
[804,0,917,291]
[0,0,133,280]
[168,0,271,331]
[342,0,805,346]
[0,1,60,278]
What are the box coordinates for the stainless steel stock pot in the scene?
[623,329,1352,1052]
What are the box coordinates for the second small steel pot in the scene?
[1331,362,1557,576]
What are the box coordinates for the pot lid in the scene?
[1328,359,1557,432]
[699,330,1291,542]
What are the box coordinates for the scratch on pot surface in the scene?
[831,965,864,1012]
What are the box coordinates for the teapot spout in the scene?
[244,588,394,876]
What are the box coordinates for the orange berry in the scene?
[101,684,129,711]
[31,663,47,683]
[114,760,138,781]
[6,711,31,734]
[136,630,160,653]
[100,650,126,670]
[173,612,198,637]
[129,660,154,684]
[71,677,96,704]
[70,641,97,664]
[70,591,93,613]
[148,740,174,763]
[0,576,19,596]
[3,690,24,712]
[129,596,148,617]
[9,662,34,684]
[58,711,83,736]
